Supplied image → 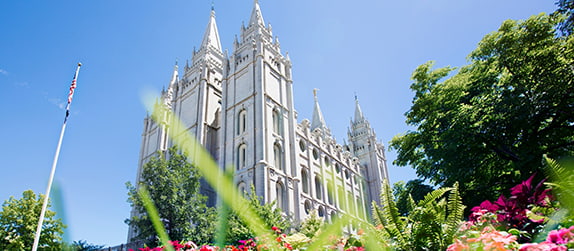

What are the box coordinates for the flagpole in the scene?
[32,62,82,251]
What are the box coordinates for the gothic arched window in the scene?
[315,175,322,200]
[301,169,309,194]
[272,109,281,135]
[326,181,334,205]
[274,143,283,171]
[276,181,286,211]
[238,109,247,134]
[237,144,247,170]
[238,182,247,196]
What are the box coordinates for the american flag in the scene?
[67,73,77,103]
[65,63,81,121]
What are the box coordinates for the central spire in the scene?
[354,95,365,122]
[249,0,265,27]
[200,8,222,52]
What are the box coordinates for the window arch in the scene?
[274,143,283,171]
[276,181,286,212]
[315,175,323,200]
[238,182,247,196]
[304,200,312,214]
[237,144,247,170]
[272,109,281,135]
[326,181,334,205]
[238,109,247,134]
[318,206,325,217]
[301,169,309,194]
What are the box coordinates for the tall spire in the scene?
[200,8,222,52]
[354,95,365,122]
[311,89,328,131]
[249,0,265,27]
[164,62,178,108]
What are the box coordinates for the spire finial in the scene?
[175,57,178,66]
[211,0,214,11]
[313,88,319,101]
[354,92,358,101]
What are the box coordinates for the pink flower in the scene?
[520,242,567,251]
[199,245,216,251]
[447,239,469,251]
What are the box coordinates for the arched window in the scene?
[301,169,309,194]
[357,197,365,219]
[315,175,322,200]
[238,182,247,196]
[237,144,247,170]
[238,110,247,134]
[272,109,281,135]
[304,200,312,214]
[338,187,346,211]
[299,140,307,152]
[276,181,286,211]
[348,192,355,215]
[274,144,283,171]
[326,181,334,205]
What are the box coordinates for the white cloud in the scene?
[0,69,7,75]
[48,98,66,110]
[15,82,29,87]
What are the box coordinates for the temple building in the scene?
[129,0,389,241]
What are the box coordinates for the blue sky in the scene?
[0,0,557,247]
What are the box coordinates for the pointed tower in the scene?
[128,62,180,242]
[174,7,224,159]
[310,89,332,138]
[220,0,296,214]
[347,96,389,210]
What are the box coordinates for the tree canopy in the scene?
[390,13,574,207]
[126,146,217,246]
[223,187,292,244]
[0,190,65,250]
[555,0,574,35]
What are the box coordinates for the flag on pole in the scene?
[32,62,82,251]
[65,63,82,121]
[67,74,77,103]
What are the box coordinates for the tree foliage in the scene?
[555,0,574,35]
[393,179,434,216]
[126,146,217,246]
[0,190,65,250]
[390,13,574,208]
[298,209,324,238]
[224,188,291,244]
[70,240,104,251]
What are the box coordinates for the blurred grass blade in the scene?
[138,186,175,251]
[143,94,270,245]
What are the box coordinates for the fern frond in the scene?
[444,182,465,248]
[379,180,408,247]
[417,187,452,207]
[407,194,416,214]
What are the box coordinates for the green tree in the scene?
[0,190,65,250]
[70,240,104,251]
[390,13,574,208]
[298,209,324,238]
[555,0,574,35]
[225,188,291,244]
[126,146,217,246]
[393,179,434,216]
